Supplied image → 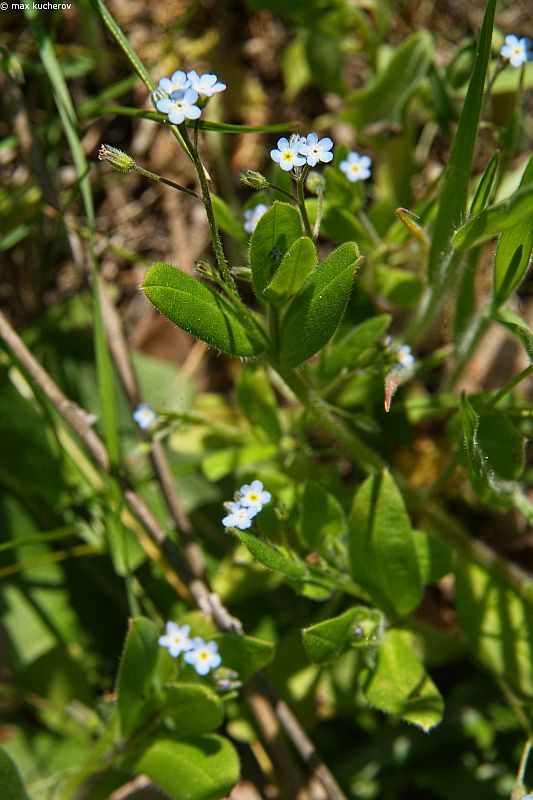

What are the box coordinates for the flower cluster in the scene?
[158,622,222,676]
[244,203,269,234]
[339,151,372,183]
[155,69,226,125]
[500,35,532,68]
[222,479,271,530]
[271,132,333,173]
[133,403,156,430]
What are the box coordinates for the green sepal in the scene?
[143,263,265,357]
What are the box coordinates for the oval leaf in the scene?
[303,606,384,665]
[233,530,306,581]
[143,263,265,357]
[116,617,159,737]
[135,735,240,800]
[160,684,224,735]
[279,242,360,368]
[265,236,317,306]
[215,634,275,681]
[364,629,443,731]
[348,471,422,617]
[249,201,303,298]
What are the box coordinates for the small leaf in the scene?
[265,237,317,306]
[469,152,499,216]
[321,314,392,378]
[348,471,422,617]
[159,684,224,735]
[279,242,360,368]
[249,202,302,298]
[477,414,525,481]
[493,308,533,362]
[232,530,306,581]
[302,606,384,665]
[116,617,159,737]
[297,481,346,551]
[0,747,31,800]
[364,629,444,731]
[452,182,533,251]
[143,263,265,357]
[135,735,240,800]
[215,634,275,681]
[342,31,433,128]
[493,154,533,307]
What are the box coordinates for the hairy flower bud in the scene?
[240,169,269,189]
[98,144,135,173]
[305,170,326,195]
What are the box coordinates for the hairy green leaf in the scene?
[279,242,360,368]
[302,606,384,665]
[160,684,224,735]
[116,617,159,737]
[249,202,303,297]
[143,263,265,357]
[453,182,533,252]
[265,237,317,306]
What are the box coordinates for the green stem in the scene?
[135,165,201,201]
[313,187,324,241]
[274,366,384,474]
[269,182,295,203]
[296,167,313,238]
[180,125,238,294]
[484,365,533,411]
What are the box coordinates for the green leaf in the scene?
[278,242,360,368]
[232,531,306,581]
[460,393,492,493]
[411,530,454,585]
[342,31,433,128]
[348,471,422,617]
[469,152,499,216]
[364,629,444,731]
[135,735,240,800]
[493,308,533,362]
[249,202,303,298]
[493,154,533,307]
[201,443,277,481]
[215,634,275,681]
[143,263,265,357]
[452,182,533,252]
[100,106,296,134]
[456,562,533,697]
[297,481,346,551]
[0,747,31,800]
[236,364,282,442]
[321,314,392,378]
[302,606,384,665]
[375,266,423,309]
[427,0,496,285]
[477,414,525,481]
[116,617,159,737]
[305,30,344,94]
[265,237,317,307]
[159,684,224,735]
[211,195,247,243]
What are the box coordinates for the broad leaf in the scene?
[297,481,346,551]
[348,471,422,617]
[116,617,159,737]
[0,747,31,800]
[278,242,360,368]
[160,684,224,735]
[143,263,265,357]
[265,236,317,306]
[214,634,275,681]
[302,606,384,665]
[364,629,444,731]
[456,562,533,697]
[135,735,240,800]
[249,202,302,297]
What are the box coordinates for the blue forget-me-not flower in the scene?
[244,203,269,234]
[133,403,156,430]
[158,622,193,657]
[500,35,532,68]
[339,151,372,183]
[184,637,222,676]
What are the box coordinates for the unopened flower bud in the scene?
[195,259,219,281]
[305,170,325,195]
[98,144,136,173]
[240,169,269,189]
